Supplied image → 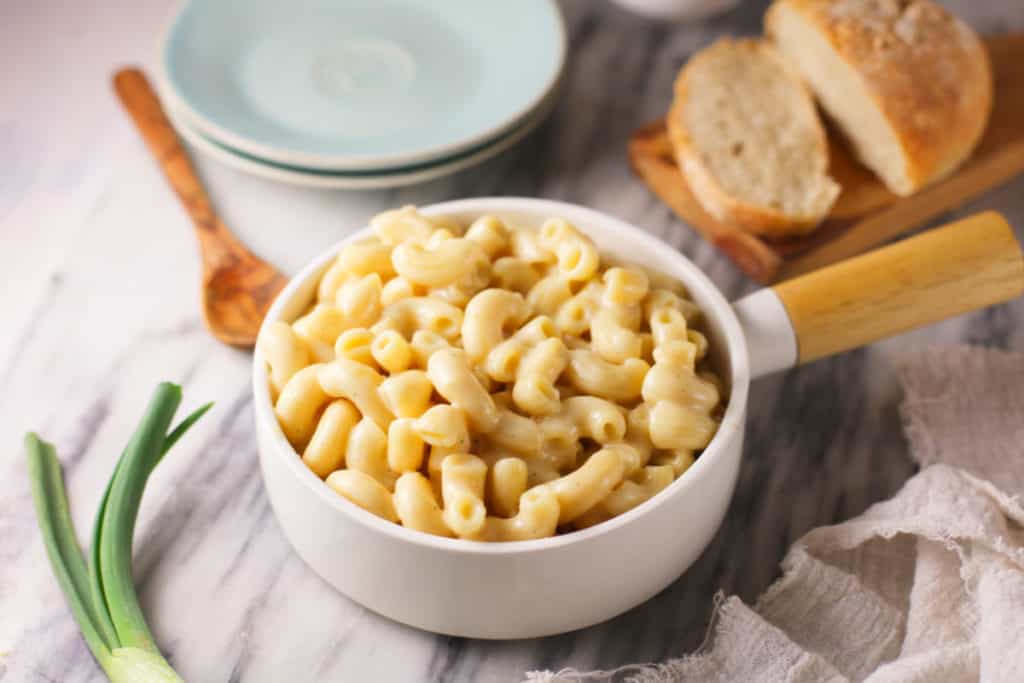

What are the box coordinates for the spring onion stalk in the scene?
[26,382,212,682]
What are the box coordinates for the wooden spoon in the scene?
[113,67,287,348]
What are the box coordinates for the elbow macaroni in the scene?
[513,337,568,416]
[326,470,398,522]
[487,457,528,517]
[334,328,377,367]
[464,215,509,258]
[480,486,560,541]
[492,256,541,294]
[345,417,396,490]
[561,396,627,444]
[565,350,648,402]
[394,472,452,537]
[488,409,542,455]
[378,297,464,341]
[378,370,433,418]
[293,304,347,362]
[543,447,627,523]
[387,418,426,473]
[462,289,529,361]
[302,399,360,478]
[590,308,643,364]
[336,273,383,329]
[274,364,329,448]
[427,348,500,432]
[539,218,600,282]
[440,454,488,539]
[371,329,412,374]
[573,464,673,529]
[371,205,437,245]
[413,404,470,451]
[265,207,725,542]
[318,358,393,429]
[257,321,309,396]
[391,237,489,288]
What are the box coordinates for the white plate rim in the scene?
[166,85,559,190]
[156,0,567,172]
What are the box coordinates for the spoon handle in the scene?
[112,67,251,272]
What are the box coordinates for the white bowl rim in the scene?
[156,0,568,171]
[252,198,751,555]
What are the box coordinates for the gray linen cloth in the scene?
[526,346,1024,683]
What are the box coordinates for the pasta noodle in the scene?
[264,207,725,541]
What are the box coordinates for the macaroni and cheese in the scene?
[260,207,725,541]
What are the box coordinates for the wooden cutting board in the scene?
[629,34,1024,284]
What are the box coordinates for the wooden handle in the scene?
[773,212,1024,364]
[112,67,249,272]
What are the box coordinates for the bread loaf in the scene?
[766,0,992,196]
[667,39,840,238]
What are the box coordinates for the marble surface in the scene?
[3,1,1024,681]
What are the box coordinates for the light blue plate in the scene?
[160,0,565,171]
[166,84,560,190]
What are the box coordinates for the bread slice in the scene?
[667,38,840,239]
[766,0,992,197]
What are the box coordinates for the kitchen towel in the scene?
[525,346,1024,683]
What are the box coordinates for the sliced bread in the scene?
[766,0,992,197]
[667,38,840,238]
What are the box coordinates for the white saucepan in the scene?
[253,198,1023,638]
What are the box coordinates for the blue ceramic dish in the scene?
[165,85,560,190]
[160,0,565,171]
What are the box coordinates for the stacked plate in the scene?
[157,0,566,189]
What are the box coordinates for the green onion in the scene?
[26,382,212,682]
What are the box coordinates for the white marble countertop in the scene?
[3,1,1024,681]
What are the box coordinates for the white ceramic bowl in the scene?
[253,198,798,638]
[253,200,1020,638]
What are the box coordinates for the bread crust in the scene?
[766,0,993,195]
[667,38,837,239]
